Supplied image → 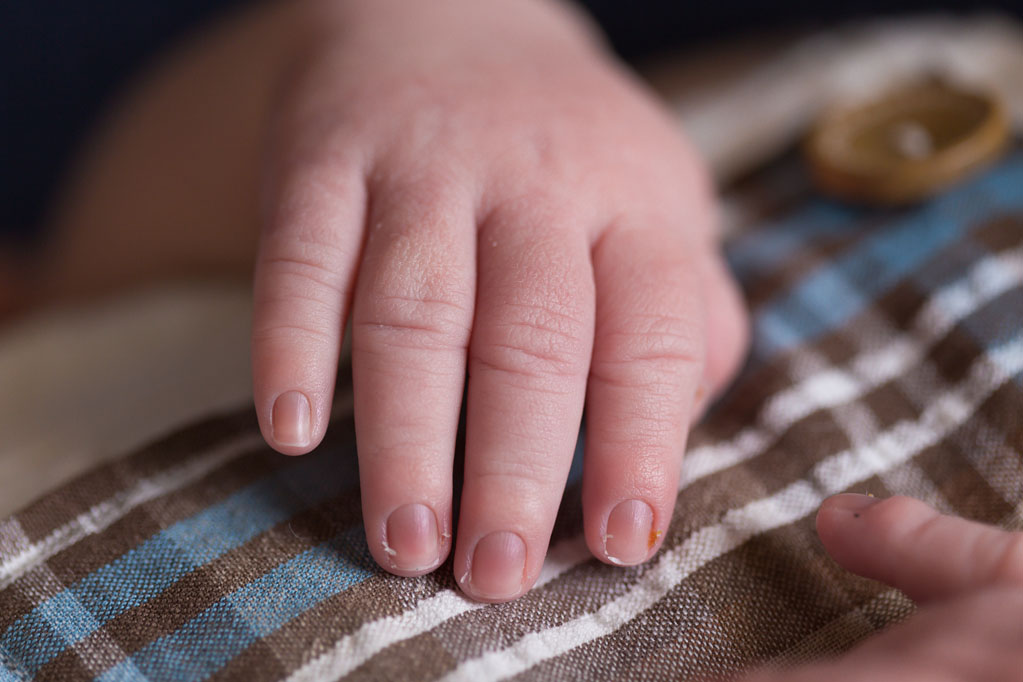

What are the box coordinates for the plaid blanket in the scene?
[2,151,1022,682]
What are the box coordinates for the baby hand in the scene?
[251,0,747,602]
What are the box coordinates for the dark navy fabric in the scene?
[0,0,247,244]
[2,0,1021,243]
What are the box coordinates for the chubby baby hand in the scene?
[252,0,747,602]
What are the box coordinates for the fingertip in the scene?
[815,494,1023,602]
[817,492,884,524]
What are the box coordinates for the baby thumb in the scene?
[815,494,1023,603]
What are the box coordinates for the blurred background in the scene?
[1,0,1022,514]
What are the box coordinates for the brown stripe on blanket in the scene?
[694,356,798,440]
[215,487,624,682]
[341,561,632,682]
[975,380,1023,457]
[943,406,1023,510]
[698,279,996,489]
[0,414,359,633]
[871,367,1023,522]
[210,475,589,680]
[723,153,817,233]
[35,490,367,682]
[681,339,977,509]
[12,410,259,542]
[774,588,915,668]
[823,323,982,437]
[853,379,929,436]
[971,213,1023,252]
[742,410,855,487]
[240,526,659,681]
[49,447,286,581]
[508,515,893,682]
[0,565,69,646]
[10,385,358,544]
[244,546,607,680]
[0,445,286,633]
[914,396,1023,522]
[213,639,291,682]
[738,226,868,312]
[343,631,460,682]
[955,287,1023,353]
[741,212,1023,391]
[208,569,463,682]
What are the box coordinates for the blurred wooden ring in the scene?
[805,81,1010,206]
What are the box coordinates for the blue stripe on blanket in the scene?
[0,447,359,677]
[97,528,374,682]
[752,156,1023,360]
[726,203,858,277]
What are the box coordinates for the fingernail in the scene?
[827,493,883,515]
[469,531,526,600]
[384,504,440,572]
[271,391,311,448]
[605,499,655,565]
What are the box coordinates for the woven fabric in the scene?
[2,152,1023,682]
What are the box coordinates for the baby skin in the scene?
[250,0,748,601]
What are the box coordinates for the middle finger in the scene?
[454,197,595,602]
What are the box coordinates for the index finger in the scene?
[816,494,1023,602]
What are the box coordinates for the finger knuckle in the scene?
[469,455,562,495]
[258,249,344,300]
[357,290,472,350]
[251,321,334,348]
[590,312,702,389]
[473,299,590,381]
[254,248,346,347]
[356,251,472,351]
